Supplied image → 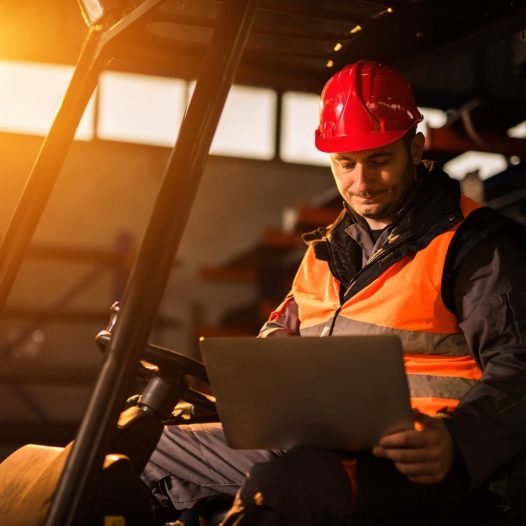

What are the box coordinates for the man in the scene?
[143,61,526,525]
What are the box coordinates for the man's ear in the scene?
[411,132,425,165]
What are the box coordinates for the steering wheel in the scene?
[96,302,216,422]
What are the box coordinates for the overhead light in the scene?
[326,60,335,68]
[350,25,362,34]
[333,42,343,52]
[444,151,508,181]
[373,7,394,19]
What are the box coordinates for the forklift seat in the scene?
[0,444,68,525]
[0,443,157,526]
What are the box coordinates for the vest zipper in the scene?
[323,245,398,336]
[325,233,416,336]
[322,306,342,336]
[344,237,408,296]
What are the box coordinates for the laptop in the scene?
[199,335,413,451]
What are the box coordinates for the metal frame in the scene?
[38,0,260,524]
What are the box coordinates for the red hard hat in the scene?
[315,60,423,153]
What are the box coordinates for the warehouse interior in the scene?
[0,0,525,490]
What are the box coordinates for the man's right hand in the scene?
[371,411,455,485]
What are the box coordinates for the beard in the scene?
[348,161,416,223]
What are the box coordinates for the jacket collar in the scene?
[302,161,463,288]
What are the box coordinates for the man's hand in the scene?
[371,410,455,485]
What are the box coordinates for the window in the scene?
[97,71,186,146]
[444,151,507,180]
[280,91,329,166]
[418,107,447,132]
[508,120,526,138]
[207,84,276,160]
[0,60,94,140]
[0,61,462,170]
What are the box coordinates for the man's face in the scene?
[329,133,425,229]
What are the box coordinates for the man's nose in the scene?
[350,163,371,193]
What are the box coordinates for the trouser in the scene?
[142,422,282,521]
[142,423,501,525]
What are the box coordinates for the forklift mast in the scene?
[0,1,259,524]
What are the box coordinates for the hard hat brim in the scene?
[315,128,410,153]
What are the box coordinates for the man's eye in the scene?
[340,162,355,170]
[370,158,389,167]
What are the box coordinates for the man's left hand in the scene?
[371,410,455,485]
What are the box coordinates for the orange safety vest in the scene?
[292,195,482,415]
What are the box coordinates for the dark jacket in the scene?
[260,161,526,490]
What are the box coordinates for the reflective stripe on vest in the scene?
[292,195,483,415]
